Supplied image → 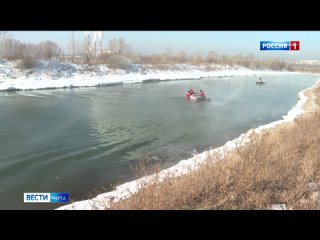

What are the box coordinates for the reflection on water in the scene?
[0,74,318,209]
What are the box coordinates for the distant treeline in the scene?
[0,32,62,68]
[0,32,305,72]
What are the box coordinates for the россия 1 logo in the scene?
[24,192,69,203]
[260,41,300,51]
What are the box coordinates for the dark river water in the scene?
[0,74,318,209]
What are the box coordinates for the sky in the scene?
[8,31,320,61]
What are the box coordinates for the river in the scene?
[0,74,318,209]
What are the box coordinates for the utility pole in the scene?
[83,31,92,63]
[94,31,103,56]
[94,33,97,57]
[72,31,75,63]
[100,32,103,56]
[87,33,91,63]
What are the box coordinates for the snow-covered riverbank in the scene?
[56,77,320,210]
[0,60,298,91]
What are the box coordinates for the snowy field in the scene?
[0,60,299,91]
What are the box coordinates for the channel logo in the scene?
[24,192,69,203]
[260,41,300,51]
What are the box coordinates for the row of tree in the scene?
[98,39,290,71]
[0,32,62,68]
[1,39,62,60]
[133,50,289,71]
[0,32,291,71]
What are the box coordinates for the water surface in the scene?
[0,74,318,209]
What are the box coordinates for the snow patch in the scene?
[0,60,299,91]
[270,204,292,210]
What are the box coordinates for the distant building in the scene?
[298,60,320,65]
[97,49,111,56]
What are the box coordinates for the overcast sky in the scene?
[9,31,320,61]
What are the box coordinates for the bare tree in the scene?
[220,54,229,65]
[108,38,119,55]
[107,37,134,57]
[68,32,75,63]
[20,43,40,68]
[80,37,91,63]
[123,44,133,57]
[108,55,133,71]
[162,47,172,62]
[118,37,126,55]
[0,31,10,58]
[176,50,187,63]
[1,38,24,60]
[72,31,74,63]
[39,41,60,59]
[82,33,91,63]
[206,51,219,63]
[74,39,82,56]
[191,52,203,64]
[0,31,4,57]
[233,54,244,65]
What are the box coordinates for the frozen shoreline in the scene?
[0,60,299,91]
[56,78,320,210]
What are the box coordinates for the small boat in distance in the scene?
[185,89,210,102]
[256,77,265,84]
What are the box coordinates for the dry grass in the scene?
[109,86,320,210]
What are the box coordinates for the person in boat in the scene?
[185,90,191,99]
[199,89,205,100]
[259,77,262,83]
